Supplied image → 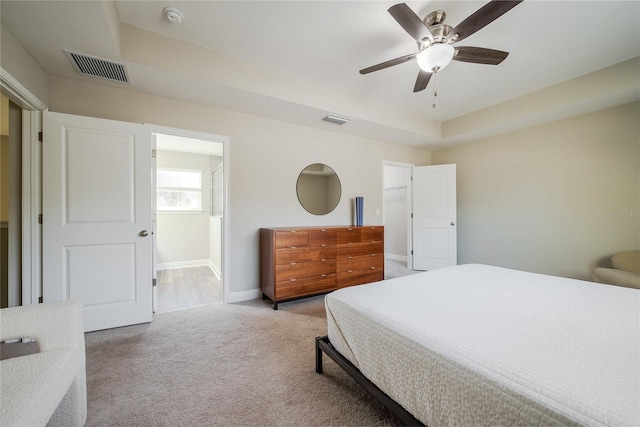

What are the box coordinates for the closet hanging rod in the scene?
[384,185,407,191]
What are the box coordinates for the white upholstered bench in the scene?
[0,300,87,427]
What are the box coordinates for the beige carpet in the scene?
[85,296,399,426]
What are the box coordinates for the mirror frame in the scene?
[296,163,342,215]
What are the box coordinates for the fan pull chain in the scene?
[432,72,438,109]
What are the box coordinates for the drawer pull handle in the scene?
[290,278,296,282]
[290,246,296,249]
[347,256,353,259]
[290,230,296,233]
[348,228,353,231]
[348,242,353,245]
[321,274,327,278]
[290,262,296,266]
[348,270,353,273]
[321,229,326,232]
[321,259,326,262]
[371,253,376,256]
[320,244,326,247]
[371,267,376,270]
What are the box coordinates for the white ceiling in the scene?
[155,134,223,157]
[2,1,639,150]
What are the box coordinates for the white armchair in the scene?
[592,250,640,289]
[0,300,87,427]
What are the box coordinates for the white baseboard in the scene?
[385,253,407,262]
[209,262,222,280]
[156,259,212,270]
[226,289,261,304]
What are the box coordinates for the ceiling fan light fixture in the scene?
[416,43,455,73]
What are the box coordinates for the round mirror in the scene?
[296,163,341,215]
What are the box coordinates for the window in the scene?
[157,168,203,212]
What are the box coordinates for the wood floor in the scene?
[156,266,222,313]
[156,260,415,313]
[384,258,421,279]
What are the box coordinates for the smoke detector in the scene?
[163,7,183,24]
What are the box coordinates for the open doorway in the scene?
[382,161,417,279]
[153,132,225,313]
[1,94,23,308]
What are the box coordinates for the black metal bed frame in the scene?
[262,291,332,310]
[315,335,425,426]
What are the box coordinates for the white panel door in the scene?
[412,164,457,270]
[43,111,153,332]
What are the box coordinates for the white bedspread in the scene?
[325,264,640,426]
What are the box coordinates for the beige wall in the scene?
[0,23,49,105]
[48,75,432,297]
[1,94,8,136]
[432,102,640,280]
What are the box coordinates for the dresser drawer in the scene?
[361,226,384,242]
[309,229,337,247]
[337,270,384,288]
[275,247,336,264]
[275,259,336,281]
[337,253,384,272]
[337,227,362,244]
[336,241,384,257]
[274,230,309,248]
[275,274,337,299]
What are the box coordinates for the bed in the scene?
[315,264,640,426]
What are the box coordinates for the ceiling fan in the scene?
[360,0,523,92]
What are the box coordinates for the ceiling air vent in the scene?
[63,50,130,84]
[322,114,351,125]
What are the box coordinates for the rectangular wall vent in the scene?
[322,114,351,125]
[63,50,130,84]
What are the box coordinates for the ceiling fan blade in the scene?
[413,70,432,92]
[449,0,523,43]
[388,3,434,43]
[359,53,417,74]
[453,47,509,65]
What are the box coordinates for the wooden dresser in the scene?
[260,226,384,309]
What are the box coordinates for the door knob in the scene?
[450,222,456,226]
[139,230,149,237]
